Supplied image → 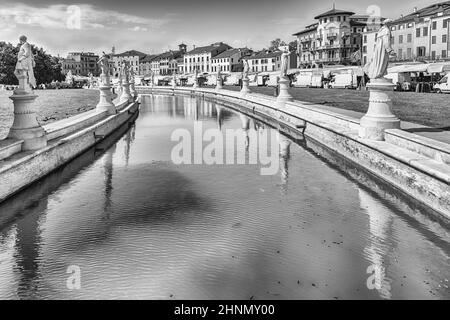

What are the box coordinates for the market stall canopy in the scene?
[426,63,450,73]
[387,64,429,74]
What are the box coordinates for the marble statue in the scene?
[121,60,130,82]
[15,35,36,89]
[243,59,249,78]
[97,52,110,76]
[280,48,290,78]
[366,19,395,79]
[65,70,74,85]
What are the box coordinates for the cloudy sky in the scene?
[0,0,442,56]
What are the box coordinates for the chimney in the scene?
[413,7,417,13]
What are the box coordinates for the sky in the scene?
[0,0,445,56]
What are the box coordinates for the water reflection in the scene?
[0,94,448,299]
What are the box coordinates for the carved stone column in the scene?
[359,78,400,141]
[96,73,116,114]
[8,73,47,151]
[276,76,293,106]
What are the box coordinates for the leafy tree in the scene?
[0,41,64,85]
[269,38,287,51]
[0,42,19,85]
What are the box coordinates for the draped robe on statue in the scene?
[15,41,36,88]
[366,25,393,79]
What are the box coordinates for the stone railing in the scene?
[0,68,138,162]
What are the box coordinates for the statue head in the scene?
[19,35,27,44]
[382,19,392,27]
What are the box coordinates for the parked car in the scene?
[434,73,450,93]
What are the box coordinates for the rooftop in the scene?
[185,42,231,55]
[140,54,158,63]
[293,23,318,36]
[212,48,243,59]
[392,1,450,24]
[114,50,147,58]
[314,8,355,20]
[243,51,283,60]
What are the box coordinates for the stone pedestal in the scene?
[97,84,116,114]
[276,76,293,106]
[8,88,47,151]
[240,77,251,95]
[215,75,223,91]
[359,78,400,141]
[120,81,132,103]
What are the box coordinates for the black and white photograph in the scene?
[0,0,449,306]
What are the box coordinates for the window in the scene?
[443,35,447,43]
[362,45,367,53]
[343,16,346,21]
[432,36,436,44]
[432,21,437,30]
[407,48,412,58]
[324,18,327,23]
[444,20,448,28]
[443,50,447,58]
[407,34,412,43]
[363,35,367,43]
[398,48,402,58]
[416,28,421,37]
[330,17,334,22]
[431,51,436,59]
[423,27,428,36]
[399,35,403,44]
[337,16,341,22]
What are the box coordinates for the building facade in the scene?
[211,48,252,73]
[243,50,296,73]
[139,54,157,75]
[293,7,375,68]
[362,2,450,65]
[183,42,232,74]
[112,50,147,77]
[61,52,100,76]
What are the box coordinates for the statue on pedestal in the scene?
[97,52,111,83]
[366,19,395,79]
[121,60,130,83]
[14,35,36,92]
[242,59,249,79]
[280,48,290,78]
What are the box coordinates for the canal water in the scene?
[0,95,448,299]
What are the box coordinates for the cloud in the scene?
[0,3,168,31]
[130,26,149,32]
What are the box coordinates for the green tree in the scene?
[0,42,19,85]
[0,41,64,85]
[269,38,287,51]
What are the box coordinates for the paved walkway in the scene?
[220,86,450,146]
[303,102,450,145]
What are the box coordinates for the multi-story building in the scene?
[139,54,157,75]
[242,50,296,73]
[61,52,100,76]
[183,42,232,74]
[112,50,147,77]
[293,7,374,68]
[362,2,450,65]
[211,48,252,73]
[150,44,187,76]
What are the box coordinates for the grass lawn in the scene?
[0,89,103,139]
[224,86,450,129]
